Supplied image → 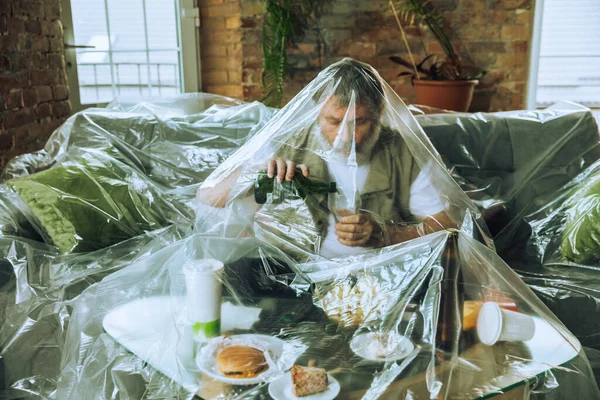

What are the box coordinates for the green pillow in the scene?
[561,173,600,264]
[7,152,169,253]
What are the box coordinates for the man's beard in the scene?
[315,122,382,166]
[355,122,381,161]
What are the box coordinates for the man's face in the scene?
[318,96,375,156]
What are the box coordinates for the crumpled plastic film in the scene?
[0,93,275,398]
[416,101,600,384]
[416,101,600,242]
[1,59,598,400]
[176,58,595,399]
[196,58,491,261]
[54,231,599,399]
[497,159,600,362]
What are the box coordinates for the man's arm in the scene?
[335,210,455,247]
[384,210,456,245]
[196,160,309,208]
[196,168,243,208]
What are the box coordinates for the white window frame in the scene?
[527,0,600,110]
[526,0,544,110]
[61,0,201,112]
[179,0,201,93]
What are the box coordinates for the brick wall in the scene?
[0,0,71,168]
[198,0,245,99]
[200,0,534,112]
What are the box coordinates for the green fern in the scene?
[393,0,459,62]
[261,0,331,107]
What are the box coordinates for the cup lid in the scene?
[477,302,502,346]
[183,259,224,274]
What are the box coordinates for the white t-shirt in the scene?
[196,123,446,258]
[319,162,446,258]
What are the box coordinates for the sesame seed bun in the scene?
[216,346,268,378]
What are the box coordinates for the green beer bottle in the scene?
[436,231,465,359]
[254,170,337,204]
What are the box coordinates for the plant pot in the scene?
[414,80,478,112]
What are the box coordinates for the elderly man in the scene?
[198,58,453,259]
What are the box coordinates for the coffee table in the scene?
[103,295,582,399]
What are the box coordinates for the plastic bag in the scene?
[0,94,275,398]
[53,232,599,399]
[196,58,491,262]
[1,60,598,400]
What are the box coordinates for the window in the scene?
[528,0,600,108]
[61,0,200,111]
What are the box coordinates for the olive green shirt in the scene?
[253,125,420,261]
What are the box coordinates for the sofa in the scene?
[0,94,276,397]
[1,95,599,397]
[417,102,600,378]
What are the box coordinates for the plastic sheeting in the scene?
[193,58,595,398]
[499,159,600,349]
[0,94,275,398]
[415,103,600,383]
[416,102,600,240]
[0,59,598,400]
[195,58,491,260]
[53,232,600,399]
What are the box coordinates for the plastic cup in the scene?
[477,301,536,346]
[328,191,361,221]
[183,259,224,343]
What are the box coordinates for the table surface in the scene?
[102,295,581,399]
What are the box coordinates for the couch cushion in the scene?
[6,151,175,253]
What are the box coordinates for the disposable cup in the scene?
[175,320,196,366]
[183,259,224,343]
[328,191,361,221]
[477,301,535,346]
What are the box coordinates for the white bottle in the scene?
[183,259,224,343]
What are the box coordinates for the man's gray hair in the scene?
[319,58,385,119]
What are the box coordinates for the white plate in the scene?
[196,334,295,385]
[350,331,415,362]
[268,372,340,400]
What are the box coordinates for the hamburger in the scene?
[216,345,269,378]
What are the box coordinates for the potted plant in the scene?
[261,0,332,107]
[389,0,485,112]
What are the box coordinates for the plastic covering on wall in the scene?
[0,58,598,400]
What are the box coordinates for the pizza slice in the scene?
[291,363,328,397]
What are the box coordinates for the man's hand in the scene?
[267,158,309,182]
[335,214,376,247]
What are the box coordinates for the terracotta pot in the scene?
[413,79,478,112]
